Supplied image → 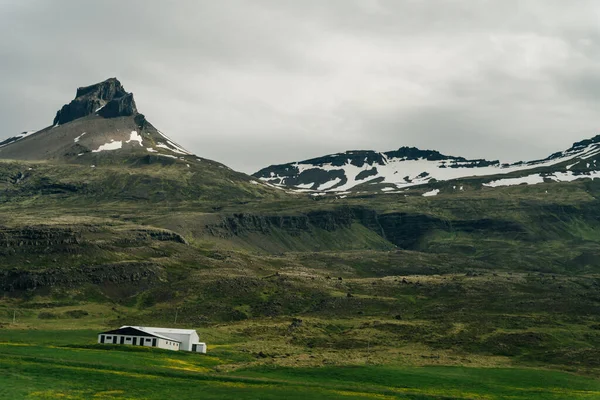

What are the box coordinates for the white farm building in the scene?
[98,326,207,353]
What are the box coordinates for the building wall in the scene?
[146,331,199,351]
[97,334,180,351]
[157,338,180,351]
[191,342,207,354]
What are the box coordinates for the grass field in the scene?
[0,329,599,399]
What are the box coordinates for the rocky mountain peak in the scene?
[53,77,138,126]
[74,77,126,99]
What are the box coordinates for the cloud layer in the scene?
[1,0,599,172]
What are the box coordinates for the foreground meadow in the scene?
[0,329,599,400]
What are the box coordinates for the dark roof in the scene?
[98,326,180,342]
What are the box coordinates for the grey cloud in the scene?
[1,1,600,173]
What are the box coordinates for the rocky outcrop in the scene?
[0,262,162,291]
[206,208,358,238]
[97,93,137,119]
[75,78,128,99]
[53,78,138,125]
[211,214,311,236]
[118,229,187,245]
[0,226,80,250]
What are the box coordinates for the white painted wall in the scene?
[192,342,207,353]
[143,329,199,351]
[97,334,180,351]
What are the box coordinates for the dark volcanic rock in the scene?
[75,78,128,99]
[53,78,138,125]
[97,93,137,118]
[0,226,80,249]
[0,262,162,292]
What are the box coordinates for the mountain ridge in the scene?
[253,136,600,194]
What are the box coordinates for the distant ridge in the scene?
[253,136,600,194]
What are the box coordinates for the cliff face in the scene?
[53,78,138,125]
[204,206,528,249]
[0,226,80,250]
[205,209,356,237]
[0,262,162,291]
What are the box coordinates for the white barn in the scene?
[98,326,207,353]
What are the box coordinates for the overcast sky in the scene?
[1,1,600,173]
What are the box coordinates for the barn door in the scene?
[100,335,105,344]
[120,337,125,344]
[152,338,157,347]
[112,336,117,344]
[192,344,197,352]
[133,337,137,346]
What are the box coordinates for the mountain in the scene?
[0,78,280,202]
[253,137,600,194]
[0,78,205,164]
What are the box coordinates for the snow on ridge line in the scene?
[167,140,191,155]
[0,130,37,148]
[156,142,187,155]
[264,141,600,193]
[156,129,192,155]
[483,171,600,187]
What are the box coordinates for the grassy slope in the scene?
[0,330,599,399]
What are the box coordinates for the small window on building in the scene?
[126,337,131,341]
[146,338,151,342]
[106,336,112,340]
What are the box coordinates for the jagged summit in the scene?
[0,78,194,163]
[54,77,138,125]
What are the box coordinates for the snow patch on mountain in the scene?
[92,140,123,153]
[483,175,545,187]
[73,132,86,143]
[423,189,440,197]
[126,131,143,146]
[318,178,342,191]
